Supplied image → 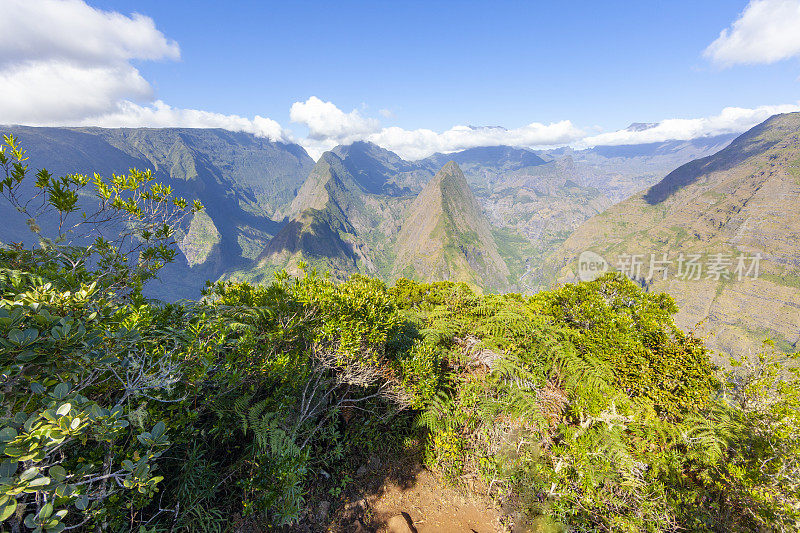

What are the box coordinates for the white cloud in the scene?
[0,0,180,66]
[704,0,800,66]
[0,0,288,141]
[83,100,287,140]
[0,0,173,124]
[579,104,800,147]
[290,96,380,141]
[367,122,584,160]
[0,60,152,123]
[289,97,585,159]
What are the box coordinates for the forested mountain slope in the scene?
[0,126,314,299]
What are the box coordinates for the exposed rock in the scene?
[368,454,381,470]
[455,335,501,370]
[316,500,331,523]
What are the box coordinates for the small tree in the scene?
[0,134,202,298]
[0,135,201,531]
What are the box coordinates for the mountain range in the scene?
[1,124,736,299]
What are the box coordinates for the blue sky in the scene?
[2,0,800,158]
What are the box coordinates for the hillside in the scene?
[252,151,413,282]
[0,126,314,299]
[542,112,800,361]
[392,161,511,292]
[3,126,799,533]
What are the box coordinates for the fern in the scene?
[416,389,455,433]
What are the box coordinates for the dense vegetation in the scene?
[2,136,799,532]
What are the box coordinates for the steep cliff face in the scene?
[253,151,411,281]
[0,126,314,299]
[543,113,800,360]
[392,162,511,292]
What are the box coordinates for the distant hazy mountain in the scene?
[421,145,547,192]
[542,113,800,361]
[546,134,737,203]
[0,126,314,300]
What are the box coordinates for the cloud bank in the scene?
[287,97,585,159]
[366,122,585,160]
[0,0,289,141]
[289,98,800,160]
[704,0,800,66]
[579,104,800,147]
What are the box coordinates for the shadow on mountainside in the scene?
[258,215,358,265]
[643,121,785,205]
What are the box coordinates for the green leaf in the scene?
[55,403,71,417]
[75,494,88,510]
[20,467,39,482]
[49,465,66,482]
[38,502,53,519]
[54,484,71,498]
[151,421,165,439]
[0,427,17,443]
[26,476,50,488]
[46,522,66,533]
[52,383,69,400]
[0,498,16,521]
[0,460,17,478]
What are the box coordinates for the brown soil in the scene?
[366,466,503,533]
[324,456,506,533]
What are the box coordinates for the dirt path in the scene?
[366,467,503,533]
[321,457,505,533]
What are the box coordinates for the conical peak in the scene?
[430,161,467,190]
[439,160,461,175]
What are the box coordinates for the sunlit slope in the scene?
[543,112,800,360]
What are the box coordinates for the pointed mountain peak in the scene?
[317,150,343,167]
[425,160,468,192]
[392,160,511,291]
[439,160,462,175]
